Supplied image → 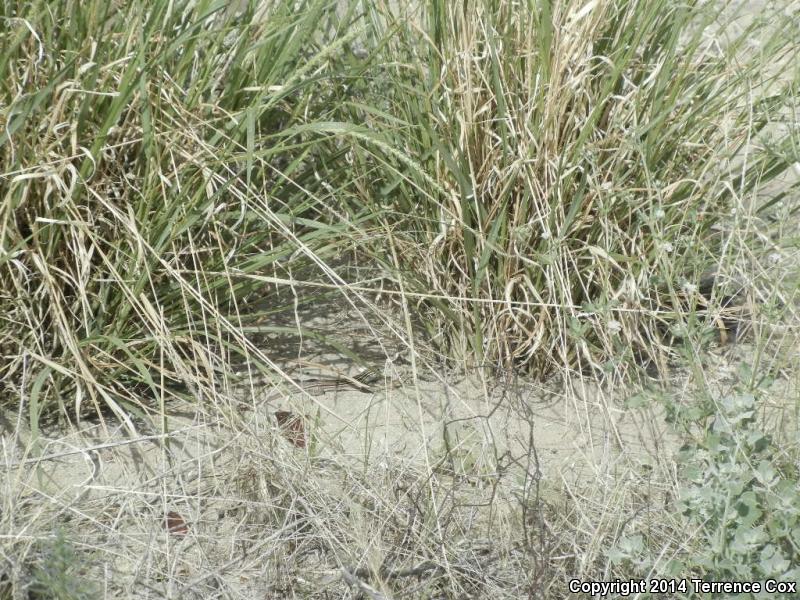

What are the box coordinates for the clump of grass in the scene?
[347,0,799,378]
[0,0,368,426]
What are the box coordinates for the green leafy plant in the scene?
[677,393,800,583]
[28,530,98,600]
[610,391,800,596]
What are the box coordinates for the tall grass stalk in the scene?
[0,0,368,427]
[347,0,799,378]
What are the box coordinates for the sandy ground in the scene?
[3,328,796,596]
[0,343,678,590]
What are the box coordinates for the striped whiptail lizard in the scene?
[234,352,405,401]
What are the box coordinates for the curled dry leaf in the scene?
[274,410,306,448]
[164,511,189,536]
